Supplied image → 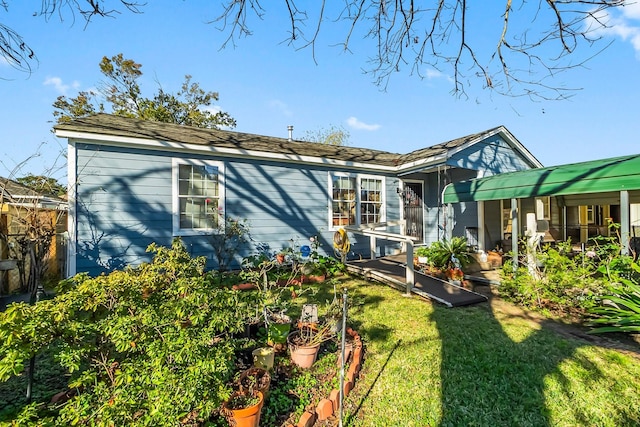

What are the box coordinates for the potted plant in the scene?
[287,325,326,369]
[222,389,264,427]
[287,303,338,369]
[265,312,291,352]
[238,366,271,398]
[445,267,465,285]
[415,246,430,264]
[426,236,472,272]
[300,259,326,283]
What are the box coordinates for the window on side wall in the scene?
[535,197,550,220]
[330,173,384,228]
[173,159,224,235]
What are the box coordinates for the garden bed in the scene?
[210,326,363,427]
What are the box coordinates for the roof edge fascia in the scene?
[396,154,448,175]
[57,130,399,173]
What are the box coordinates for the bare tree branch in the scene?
[213,0,627,99]
[1,0,628,99]
[0,0,144,77]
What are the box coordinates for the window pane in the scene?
[361,178,382,224]
[178,163,220,230]
[332,176,356,226]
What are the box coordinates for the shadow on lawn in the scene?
[431,293,638,426]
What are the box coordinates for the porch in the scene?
[443,154,640,264]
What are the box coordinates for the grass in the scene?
[304,276,640,427]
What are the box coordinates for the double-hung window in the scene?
[360,177,383,225]
[173,159,224,235]
[330,173,384,228]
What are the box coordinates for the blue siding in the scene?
[74,143,400,275]
[71,131,536,275]
[448,135,532,175]
[423,172,444,245]
[75,144,174,274]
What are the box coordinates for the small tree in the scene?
[0,177,65,297]
[300,124,350,146]
[209,215,251,272]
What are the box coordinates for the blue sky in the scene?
[1,1,640,182]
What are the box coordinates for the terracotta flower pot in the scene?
[287,330,321,369]
[302,274,326,283]
[223,390,264,427]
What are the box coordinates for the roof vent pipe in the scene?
[287,125,293,141]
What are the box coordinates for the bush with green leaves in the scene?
[499,240,616,318]
[0,238,263,426]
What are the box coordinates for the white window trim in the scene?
[328,172,386,230]
[172,158,225,236]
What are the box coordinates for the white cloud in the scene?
[623,2,640,19]
[424,68,454,83]
[589,5,640,57]
[43,76,80,95]
[204,105,223,115]
[346,116,381,131]
[269,99,293,117]
[425,69,443,79]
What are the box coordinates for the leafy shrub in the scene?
[423,237,472,270]
[499,241,608,317]
[0,238,263,426]
[589,276,640,333]
[589,259,640,334]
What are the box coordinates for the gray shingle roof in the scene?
[54,114,505,168]
[0,178,42,199]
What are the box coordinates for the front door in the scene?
[402,182,424,242]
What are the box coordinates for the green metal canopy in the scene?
[443,153,640,204]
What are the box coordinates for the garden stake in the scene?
[339,288,348,427]
[26,284,45,403]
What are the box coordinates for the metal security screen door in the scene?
[402,182,424,242]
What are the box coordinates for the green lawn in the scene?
[319,277,640,427]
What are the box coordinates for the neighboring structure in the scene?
[0,178,67,294]
[54,114,542,277]
[443,154,640,258]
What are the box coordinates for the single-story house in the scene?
[54,113,542,277]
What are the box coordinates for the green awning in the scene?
[443,154,640,203]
